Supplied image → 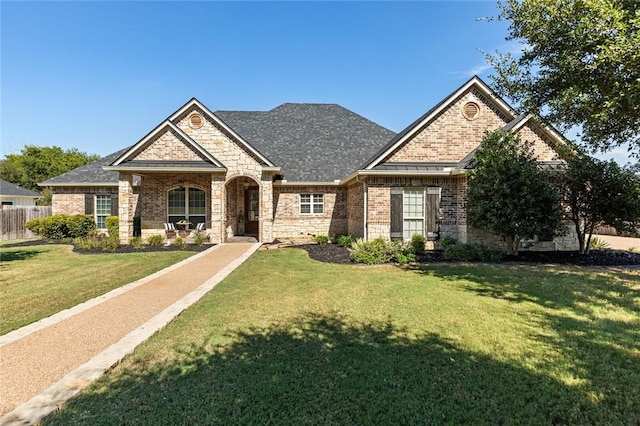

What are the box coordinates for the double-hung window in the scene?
[300,193,324,214]
[402,188,425,240]
[95,195,112,229]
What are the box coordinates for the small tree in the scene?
[466,130,565,255]
[559,154,640,254]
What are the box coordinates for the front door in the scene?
[245,186,259,236]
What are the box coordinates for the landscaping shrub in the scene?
[74,234,120,252]
[147,234,165,246]
[589,236,610,251]
[172,237,187,250]
[27,214,98,240]
[349,238,393,265]
[129,237,144,249]
[335,234,354,248]
[194,231,208,246]
[66,215,96,238]
[314,235,330,245]
[440,236,458,249]
[106,216,119,239]
[444,242,503,262]
[410,233,426,255]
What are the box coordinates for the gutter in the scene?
[340,168,467,185]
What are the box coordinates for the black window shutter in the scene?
[390,187,403,239]
[84,194,94,215]
[111,194,119,216]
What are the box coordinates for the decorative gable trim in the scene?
[169,98,277,167]
[363,76,517,170]
[107,120,224,169]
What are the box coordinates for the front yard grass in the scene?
[46,248,640,424]
[0,243,198,335]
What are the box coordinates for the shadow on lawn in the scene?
[0,247,49,263]
[413,264,640,421]
[48,313,620,425]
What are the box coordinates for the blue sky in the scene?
[1,1,630,165]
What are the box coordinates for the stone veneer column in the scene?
[210,174,224,243]
[118,173,134,244]
[260,174,273,243]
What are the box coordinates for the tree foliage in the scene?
[0,145,99,193]
[466,130,565,255]
[488,0,640,156]
[559,153,640,254]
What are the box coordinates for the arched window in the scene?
[167,187,206,226]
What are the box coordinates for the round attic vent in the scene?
[462,102,480,120]
[188,113,204,129]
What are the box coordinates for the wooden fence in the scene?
[0,206,52,240]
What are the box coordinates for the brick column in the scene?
[118,173,134,244]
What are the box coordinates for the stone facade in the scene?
[271,186,347,239]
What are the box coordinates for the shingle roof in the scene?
[0,179,42,198]
[40,148,129,186]
[215,103,396,182]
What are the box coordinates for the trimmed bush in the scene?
[172,237,187,250]
[147,234,165,246]
[440,236,458,249]
[349,238,393,265]
[129,237,144,249]
[27,214,97,240]
[443,242,503,262]
[66,215,96,238]
[335,234,354,248]
[410,233,426,255]
[74,234,119,251]
[314,235,330,245]
[106,216,119,239]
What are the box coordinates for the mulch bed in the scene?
[5,239,640,266]
[1,239,212,254]
[294,243,640,266]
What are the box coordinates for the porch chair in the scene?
[164,222,177,238]
[196,222,206,231]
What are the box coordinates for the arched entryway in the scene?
[224,176,260,241]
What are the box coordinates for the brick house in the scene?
[41,76,577,250]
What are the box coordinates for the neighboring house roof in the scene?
[0,179,42,198]
[40,148,129,186]
[216,103,396,182]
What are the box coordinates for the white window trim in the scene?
[403,187,425,240]
[167,186,206,222]
[300,193,324,215]
[95,194,111,230]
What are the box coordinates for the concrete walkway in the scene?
[0,242,260,425]
[597,234,640,251]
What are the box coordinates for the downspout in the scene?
[356,175,368,241]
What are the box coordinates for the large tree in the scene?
[0,145,99,193]
[488,0,640,156]
[466,130,565,255]
[559,153,640,254]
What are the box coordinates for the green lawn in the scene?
[0,243,198,335]
[44,248,640,424]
